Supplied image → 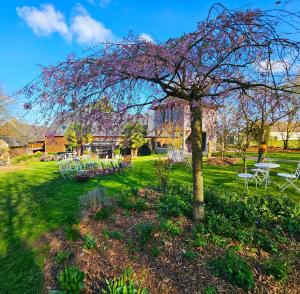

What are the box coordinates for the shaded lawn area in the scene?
[0,155,299,293]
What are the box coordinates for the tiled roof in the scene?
[0,136,27,147]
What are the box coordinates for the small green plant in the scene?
[203,285,218,294]
[253,232,277,253]
[118,191,147,213]
[93,206,115,221]
[160,218,182,236]
[102,268,148,294]
[194,233,207,248]
[158,183,193,218]
[209,250,254,290]
[80,187,109,217]
[58,266,85,293]
[210,235,227,248]
[134,198,148,213]
[150,246,161,258]
[65,224,81,241]
[109,230,124,240]
[183,250,197,261]
[262,257,289,281]
[102,229,124,240]
[55,250,74,264]
[83,234,97,250]
[135,221,156,248]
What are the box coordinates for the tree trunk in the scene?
[190,101,205,221]
[283,139,288,150]
[207,140,212,159]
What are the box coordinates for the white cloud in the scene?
[16,4,71,40]
[139,33,154,43]
[258,60,289,73]
[70,12,113,45]
[17,4,113,45]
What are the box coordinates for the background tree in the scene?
[64,123,93,155]
[238,84,300,161]
[0,88,10,125]
[216,104,237,157]
[122,122,146,157]
[277,98,300,149]
[23,5,300,221]
[0,139,10,165]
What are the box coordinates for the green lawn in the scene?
[0,155,299,293]
[246,151,300,161]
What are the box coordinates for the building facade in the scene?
[147,98,217,153]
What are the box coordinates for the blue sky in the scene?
[0,0,299,119]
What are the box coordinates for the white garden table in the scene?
[254,162,280,188]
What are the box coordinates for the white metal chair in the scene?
[277,162,300,192]
[237,173,257,192]
[168,149,185,167]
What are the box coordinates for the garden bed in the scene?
[41,186,300,293]
[207,157,240,166]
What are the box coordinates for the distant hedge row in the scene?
[12,151,43,164]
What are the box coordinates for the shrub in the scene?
[55,250,74,264]
[80,187,109,218]
[203,285,218,294]
[204,188,300,237]
[118,191,147,213]
[135,221,156,248]
[154,158,171,191]
[134,198,148,213]
[102,268,148,294]
[159,218,182,236]
[205,211,236,238]
[12,151,43,164]
[253,232,277,253]
[231,228,254,244]
[209,250,254,290]
[83,234,97,250]
[93,206,115,221]
[58,266,85,293]
[203,188,300,246]
[158,183,192,218]
[262,257,289,281]
[65,224,81,241]
[114,147,121,156]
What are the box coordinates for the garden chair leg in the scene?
[281,179,300,192]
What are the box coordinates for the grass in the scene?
[0,155,299,293]
[246,151,300,161]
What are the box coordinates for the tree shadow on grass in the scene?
[0,176,44,294]
[0,163,101,293]
[0,158,159,293]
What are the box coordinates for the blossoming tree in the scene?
[23,5,300,221]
